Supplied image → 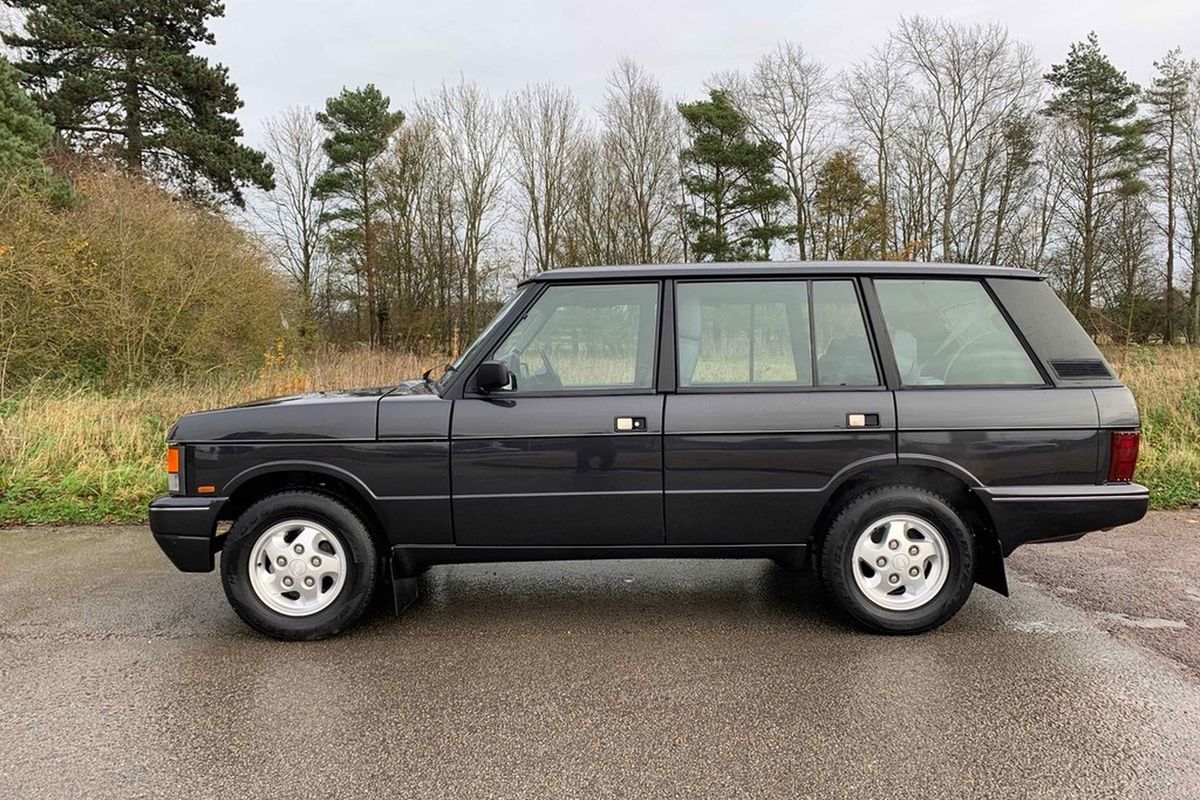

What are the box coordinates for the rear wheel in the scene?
[819,485,975,634]
[220,491,382,640]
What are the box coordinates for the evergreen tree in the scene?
[1145,48,1197,343]
[678,90,788,261]
[315,85,404,345]
[2,0,272,206]
[1043,32,1146,324]
[813,150,879,260]
[0,57,53,178]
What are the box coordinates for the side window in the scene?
[676,281,812,387]
[813,281,879,387]
[488,283,659,393]
[874,279,1043,386]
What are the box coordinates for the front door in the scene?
[664,278,896,544]
[452,281,664,546]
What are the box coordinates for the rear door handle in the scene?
[847,413,881,428]
[615,416,647,432]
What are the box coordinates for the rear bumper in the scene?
[148,494,226,572]
[975,484,1150,556]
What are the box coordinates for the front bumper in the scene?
[148,494,226,572]
[975,483,1150,556]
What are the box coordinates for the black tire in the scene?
[220,491,382,641]
[818,485,976,634]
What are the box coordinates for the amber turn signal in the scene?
[197,485,216,495]
[166,446,180,474]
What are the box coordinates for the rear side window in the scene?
[813,281,878,387]
[874,279,1043,386]
[675,280,878,388]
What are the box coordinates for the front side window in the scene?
[675,279,878,389]
[488,283,659,393]
[874,279,1043,386]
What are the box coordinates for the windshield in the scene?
[440,286,528,382]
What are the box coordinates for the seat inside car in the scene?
[677,294,702,385]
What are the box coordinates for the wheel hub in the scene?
[248,520,347,617]
[851,513,949,611]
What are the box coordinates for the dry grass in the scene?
[1103,345,1200,508]
[0,347,443,523]
[1,344,1196,525]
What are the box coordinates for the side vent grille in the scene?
[1051,359,1111,380]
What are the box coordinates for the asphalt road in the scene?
[2,514,1199,800]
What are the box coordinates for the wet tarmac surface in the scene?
[2,515,1199,799]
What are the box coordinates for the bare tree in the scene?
[893,16,1039,261]
[1181,71,1200,342]
[253,107,328,330]
[424,80,507,335]
[601,58,680,264]
[841,42,908,258]
[507,83,583,275]
[1146,48,1197,342]
[721,43,831,260]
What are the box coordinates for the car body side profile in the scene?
[149,262,1148,640]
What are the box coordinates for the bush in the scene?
[0,168,288,392]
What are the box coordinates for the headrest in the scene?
[677,296,702,340]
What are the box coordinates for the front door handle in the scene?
[847,412,881,428]
[615,416,647,432]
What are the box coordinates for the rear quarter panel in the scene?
[895,388,1100,486]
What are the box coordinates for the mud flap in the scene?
[975,532,1009,596]
[390,557,421,615]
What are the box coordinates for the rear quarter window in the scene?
[875,279,1043,387]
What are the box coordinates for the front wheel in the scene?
[819,485,976,634]
[220,491,382,640]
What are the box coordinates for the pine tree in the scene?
[1043,32,1146,326]
[0,57,53,178]
[2,0,272,206]
[678,90,788,261]
[315,85,404,345]
[1145,48,1197,343]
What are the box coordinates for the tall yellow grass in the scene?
[0,347,443,523]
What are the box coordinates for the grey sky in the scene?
[208,0,1200,146]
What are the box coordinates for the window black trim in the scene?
[869,275,1052,391]
[672,276,882,394]
[656,279,677,394]
[461,279,664,399]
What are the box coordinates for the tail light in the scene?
[166,445,181,493]
[1107,431,1139,483]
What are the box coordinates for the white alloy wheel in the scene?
[247,519,348,616]
[850,514,950,611]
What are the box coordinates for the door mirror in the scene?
[474,360,512,393]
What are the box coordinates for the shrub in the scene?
[0,168,289,392]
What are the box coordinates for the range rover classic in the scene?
[149,262,1148,640]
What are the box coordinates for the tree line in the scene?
[3,3,1199,355]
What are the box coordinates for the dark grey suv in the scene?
[150,262,1148,640]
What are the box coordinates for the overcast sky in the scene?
[207,0,1200,146]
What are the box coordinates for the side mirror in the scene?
[474,360,512,393]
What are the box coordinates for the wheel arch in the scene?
[218,462,386,548]
[814,460,1008,596]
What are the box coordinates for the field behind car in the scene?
[0,344,1197,524]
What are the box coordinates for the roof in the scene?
[527,261,1044,283]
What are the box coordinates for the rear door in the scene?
[664,278,895,544]
[452,281,665,546]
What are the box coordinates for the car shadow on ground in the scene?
[354,559,857,638]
